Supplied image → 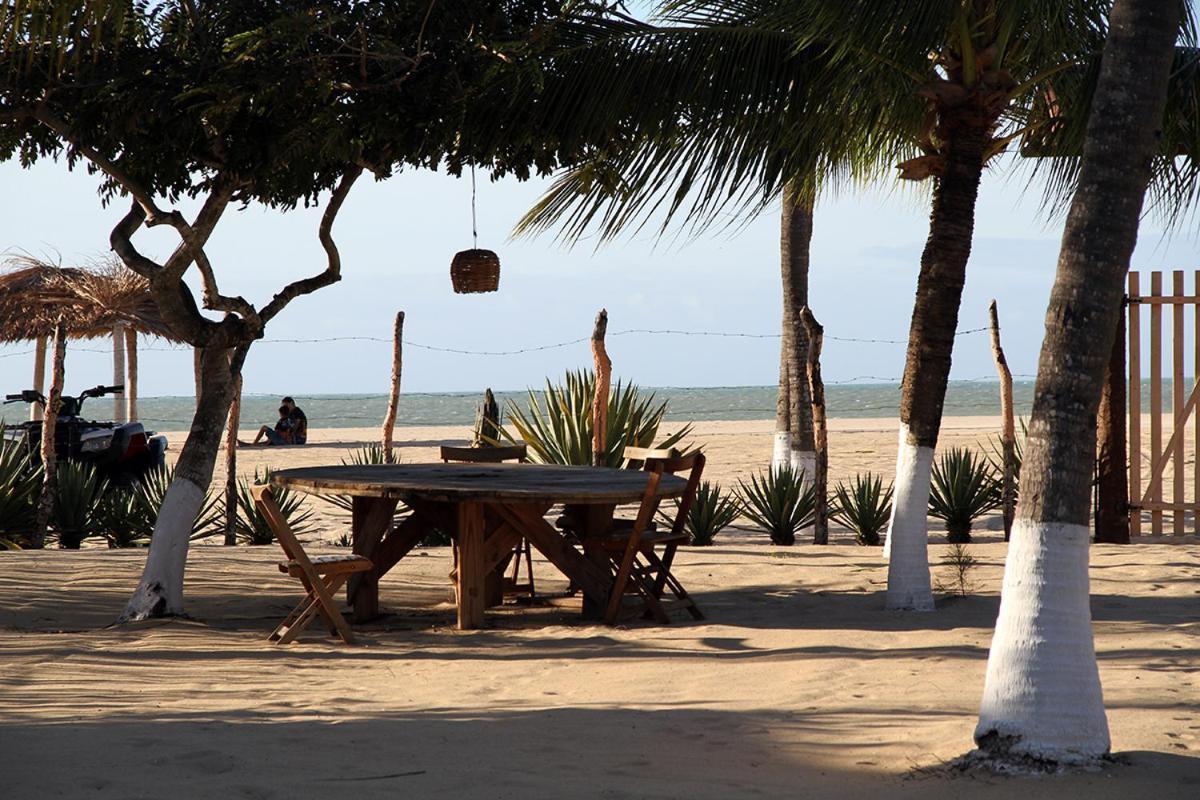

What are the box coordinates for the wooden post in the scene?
[381,311,404,463]
[1096,306,1130,543]
[124,328,138,422]
[456,501,486,630]
[1149,271,1162,533]
[193,347,204,410]
[474,388,500,447]
[1128,271,1141,535]
[112,323,126,422]
[223,373,242,546]
[30,336,46,422]
[33,320,66,549]
[591,309,611,467]
[1173,270,1185,534]
[800,306,828,545]
[988,300,1016,540]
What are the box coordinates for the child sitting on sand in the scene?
[243,405,294,446]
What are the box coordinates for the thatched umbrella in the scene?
[0,257,182,422]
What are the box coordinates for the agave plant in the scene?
[0,439,40,548]
[831,472,893,546]
[99,464,221,547]
[737,464,814,546]
[928,447,1001,544]
[664,480,740,546]
[232,467,314,545]
[501,370,691,467]
[52,461,108,548]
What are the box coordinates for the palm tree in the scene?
[975,0,1182,764]
[777,183,816,475]
[514,1,1198,610]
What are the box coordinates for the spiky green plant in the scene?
[100,464,221,547]
[928,447,1001,544]
[831,472,894,546]
[501,370,691,467]
[661,480,739,546]
[232,467,314,545]
[0,437,40,548]
[318,446,407,531]
[737,465,814,546]
[51,461,108,549]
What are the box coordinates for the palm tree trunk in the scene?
[884,125,990,611]
[122,345,245,620]
[976,0,1179,764]
[779,182,816,477]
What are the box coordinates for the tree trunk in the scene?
[124,328,138,422]
[32,322,66,549]
[989,300,1016,540]
[223,373,242,546]
[1095,311,1130,543]
[112,323,127,423]
[381,311,405,463]
[780,183,816,477]
[30,336,46,422]
[122,345,242,620]
[976,0,1179,764]
[801,306,828,545]
[592,309,611,467]
[883,125,990,611]
[774,342,791,468]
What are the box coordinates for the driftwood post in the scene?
[112,323,127,422]
[33,320,66,549]
[474,388,500,446]
[223,373,242,546]
[592,309,611,467]
[30,336,46,422]
[381,311,404,463]
[124,328,138,422]
[800,306,828,545]
[988,300,1017,540]
[1096,308,1130,543]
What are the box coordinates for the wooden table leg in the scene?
[349,496,398,623]
[456,501,486,630]
[571,503,616,621]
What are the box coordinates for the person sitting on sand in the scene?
[282,396,308,445]
[245,405,294,446]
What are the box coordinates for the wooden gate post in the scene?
[1096,305,1130,543]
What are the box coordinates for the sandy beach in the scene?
[1,417,1197,798]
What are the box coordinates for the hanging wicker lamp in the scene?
[451,167,500,294]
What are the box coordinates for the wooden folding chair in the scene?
[252,485,372,645]
[599,447,707,625]
[440,444,536,599]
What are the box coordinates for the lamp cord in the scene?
[471,165,478,249]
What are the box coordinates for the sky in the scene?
[1,154,1198,398]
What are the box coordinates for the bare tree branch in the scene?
[109,203,164,278]
[260,166,363,324]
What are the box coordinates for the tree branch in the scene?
[109,203,164,278]
[260,166,363,324]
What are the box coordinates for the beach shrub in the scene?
[737,465,815,546]
[663,481,739,546]
[501,370,691,467]
[934,543,979,597]
[232,468,314,546]
[51,461,108,549]
[100,464,221,547]
[831,473,893,546]
[928,447,1001,543]
[0,438,40,548]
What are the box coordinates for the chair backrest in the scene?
[440,444,528,464]
[251,484,312,569]
[630,449,706,541]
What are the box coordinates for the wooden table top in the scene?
[272,462,688,504]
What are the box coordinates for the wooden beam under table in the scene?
[493,502,613,607]
[456,501,487,630]
[349,496,399,622]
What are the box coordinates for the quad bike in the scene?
[2,385,167,487]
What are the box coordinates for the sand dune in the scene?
[1,418,1197,797]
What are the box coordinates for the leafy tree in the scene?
[0,0,608,619]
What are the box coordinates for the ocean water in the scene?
[116,380,1041,432]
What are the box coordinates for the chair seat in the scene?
[279,554,372,578]
[596,518,687,547]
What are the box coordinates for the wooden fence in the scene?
[1126,270,1200,535]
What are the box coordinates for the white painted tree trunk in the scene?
[772,431,791,470]
[975,520,1108,761]
[883,424,934,610]
[790,448,816,483]
[124,478,207,617]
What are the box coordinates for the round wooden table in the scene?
[272,463,687,629]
